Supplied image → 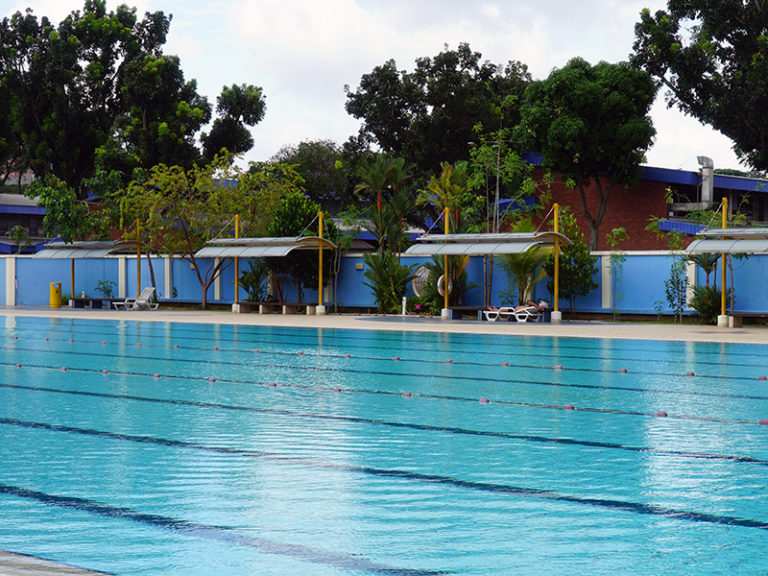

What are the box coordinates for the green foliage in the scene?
[127,154,291,308]
[355,154,417,253]
[95,280,116,299]
[7,225,30,253]
[632,2,768,170]
[665,253,688,323]
[267,192,339,302]
[686,252,719,287]
[414,255,477,315]
[517,57,656,249]
[238,260,268,302]
[690,284,724,325]
[362,251,416,313]
[202,83,266,158]
[271,139,356,209]
[499,246,549,306]
[544,207,598,313]
[606,227,629,318]
[345,43,531,178]
[27,176,91,241]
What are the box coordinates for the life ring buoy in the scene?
[437,275,453,297]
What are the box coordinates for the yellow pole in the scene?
[136,219,141,299]
[553,203,560,313]
[234,214,240,305]
[444,206,450,312]
[721,196,727,316]
[318,211,324,307]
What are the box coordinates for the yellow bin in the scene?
[49,282,62,308]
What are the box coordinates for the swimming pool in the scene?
[0,315,766,575]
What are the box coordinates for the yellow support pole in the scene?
[136,219,141,299]
[721,196,727,316]
[553,203,560,313]
[318,211,324,308]
[444,206,450,312]
[234,214,240,305]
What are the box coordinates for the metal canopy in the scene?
[403,231,572,257]
[35,240,134,259]
[195,236,336,259]
[686,228,768,254]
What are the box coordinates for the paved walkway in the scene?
[1,306,767,345]
[0,551,112,576]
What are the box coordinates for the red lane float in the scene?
[619,368,628,373]
[479,398,490,403]
[656,411,668,417]
[564,404,575,410]
[402,392,412,397]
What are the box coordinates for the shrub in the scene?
[362,251,416,313]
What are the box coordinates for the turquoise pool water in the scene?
[0,316,766,575]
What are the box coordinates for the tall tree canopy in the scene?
[0,1,266,198]
[632,1,768,170]
[345,43,530,178]
[517,57,656,249]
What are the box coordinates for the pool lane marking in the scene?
[7,331,767,372]
[3,348,768,406]
[6,320,766,366]
[1,385,767,465]
[2,418,767,533]
[0,482,444,576]
[2,364,767,427]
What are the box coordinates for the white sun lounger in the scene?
[114,286,159,310]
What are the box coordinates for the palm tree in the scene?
[499,245,549,305]
[686,252,719,288]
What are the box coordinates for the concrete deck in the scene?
[1,306,767,345]
[0,551,112,576]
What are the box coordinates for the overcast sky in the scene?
[3,0,747,172]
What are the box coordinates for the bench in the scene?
[728,314,768,327]
[69,297,122,310]
[232,301,317,315]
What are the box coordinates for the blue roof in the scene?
[658,220,706,235]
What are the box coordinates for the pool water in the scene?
[0,316,766,575]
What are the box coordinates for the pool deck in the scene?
[1,306,767,345]
[0,551,113,576]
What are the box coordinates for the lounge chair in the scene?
[512,304,541,322]
[114,286,159,310]
[483,307,516,322]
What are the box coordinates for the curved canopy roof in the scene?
[35,240,135,259]
[686,228,768,254]
[195,236,336,259]
[403,231,572,257]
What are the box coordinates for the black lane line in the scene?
[2,385,767,466]
[2,361,766,426]
[0,482,445,576]
[4,346,768,404]
[7,329,767,370]
[2,418,767,533]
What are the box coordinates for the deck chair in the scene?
[115,286,159,310]
[483,307,516,322]
[512,305,541,322]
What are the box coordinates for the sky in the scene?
[2,0,747,173]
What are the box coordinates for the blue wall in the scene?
[4,252,768,315]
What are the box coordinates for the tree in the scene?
[517,57,656,249]
[266,192,339,303]
[270,139,355,209]
[499,246,549,306]
[127,155,294,309]
[544,207,598,313]
[0,1,174,198]
[632,2,768,170]
[345,43,530,177]
[202,83,266,159]
[26,176,93,242]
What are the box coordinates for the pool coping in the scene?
[1,306,767,345]
[0,551,114,575]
